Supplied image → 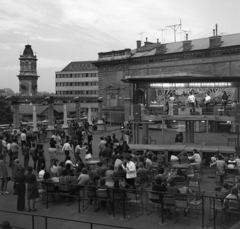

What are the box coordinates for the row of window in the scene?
[56,73,98,78]
[56,90,98,95]
[56,82,98,86]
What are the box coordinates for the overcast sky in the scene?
[1,0,240,93]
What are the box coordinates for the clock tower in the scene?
[17,44,39,96]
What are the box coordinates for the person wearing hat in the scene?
[1,221,13,229]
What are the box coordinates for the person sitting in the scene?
[97,178,109,207]
[170,152,179,162]
[175,132,183,143]
[137,162,149,182]
[1,221,14,229]
[166,179,180,194]
[224,187,239,210]
[38,165,45,180]
[227,154,237,168]
[151,177,166,203]
[87,175,100,205]
[145,155,153,172]
[77,168,89,186]
[96,162,107,177]
[105,165,114,187]
[65,156,76,168]
[179,151,190,164]
[59,170,72,184]
[189,149,202,168]
[220,183,230,197]
[155,167,166,180]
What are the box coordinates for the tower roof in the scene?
[23,45,34,56]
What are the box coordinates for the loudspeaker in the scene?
[235,104,240,123]
[133,104,141,121]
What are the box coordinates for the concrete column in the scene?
[98,102,103,120]
[142,123,149,144]
[12,102,20,130]
[185,121,189,143]
[46,98,55,138]
[75,100,81,123]
[32,103,38,133]
[62,101,69,134]
[88,103,92,125]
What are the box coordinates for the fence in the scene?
[2,181,238,229]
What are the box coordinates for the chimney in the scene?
[209,35,222,48]
[186,33,188,41]
[157,38,159,43]
[136,40,141,49]
[213,29,215,36]
[182,39,192,52]
[216,24,218,36]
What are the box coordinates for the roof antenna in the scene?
[137,32,144,44]
[158,29,167,43]
[166,19,182,42]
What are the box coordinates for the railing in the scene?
[19,181,240,229]
[142,105,236,117]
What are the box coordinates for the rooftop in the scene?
[61,61,97,72]
[22,44,34,56]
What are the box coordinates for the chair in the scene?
[145,191,162,217]
[94,188,110,212]
[125,191,144,218]
[36,180,46,204]
[174,176,187,187]
[162,194,175,221]
[188,177,201,193]
[44,182,58,206]
[224,199,240,225]
[174,194,190,225]
[187,192,204,219]
[109,189,124,217]
[209,192,227,222]
[82,187,96,211]
[58,183,74,206]
[224,169,238,187]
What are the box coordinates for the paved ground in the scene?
[0,125,238,229]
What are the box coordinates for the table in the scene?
[128,144,170,152]
[172,164,190,170]
[83,160,100,165]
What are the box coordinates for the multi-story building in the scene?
[55,61,98,116]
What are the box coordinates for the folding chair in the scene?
[125,191,144,218]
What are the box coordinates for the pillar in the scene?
[98,102,103,120]
[32,103,38,133]
[46,98,55,138]
[142,123,149,144]
[88,103,92,125]
[75,99,81,123]
[12,102,20,131]
[97,101,104,130]
[62,101,69,134]
[185,121,189,143]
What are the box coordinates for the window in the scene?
[86,82,88,86]
[86,73,88,77]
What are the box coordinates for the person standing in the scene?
[62,139,73,162]
[221,91,229,115]
[0,154,9,194]
[168,93,175,116]
[25,166,39,212]
[22,142,30,168]
[188,91,196,115]
[2,136,7,163]
[37,144,45,173]
[204,92,211,114]
[20,130,26,154]
[122,155,137,188]
[29,143,38,171]
[15,167,26,211]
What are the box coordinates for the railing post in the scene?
[123,189,125,219]
[213,197,216,229]
[45,217,48,229]
[112,188,115,217]
[46,184,48,209]
[32,215,35,229]
[201,194,205,229]
[78,187,80,213]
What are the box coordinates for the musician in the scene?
[188,91,196,115]
[221,91,229,115]
[204,92,211,114]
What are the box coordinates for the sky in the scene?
[1,0,240,93]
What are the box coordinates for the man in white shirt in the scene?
[20,130,26,153]
[62,140,73,162]
[98,137,106,159]
[122,155,136,188]
[188,91,196,115]
[189,149,202,168]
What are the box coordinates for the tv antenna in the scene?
[158,29,167,43]
[137,32,144,43]
[166,19,182,42]
[180,29,191,40]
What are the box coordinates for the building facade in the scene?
[93,33,240,132]
[17,44,39,96]
[55,61,98,116]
